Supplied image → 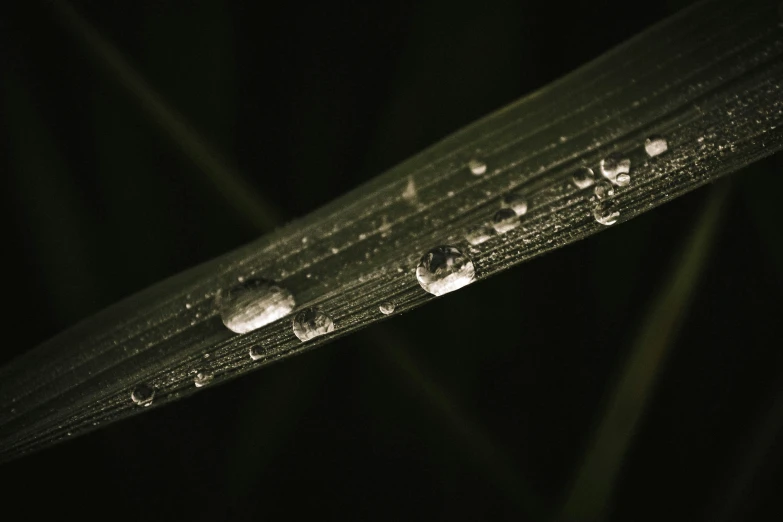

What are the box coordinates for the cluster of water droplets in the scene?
[129,134,678,406]
[568,135,669,226]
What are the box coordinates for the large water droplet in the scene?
[644,135,668,157]
[218,278,296,334]
[194,371,214,388]
[501,193,528,216]
[594,181,615,199]
[465,224,492,246]
[572,167,595,189]
[131,384,155,407]
[600,154,631,186]
[379,302,395,315]
[593,200,620,226]
[292,307,335,342]
[468,159,487,175]
[416,246,476,296]
[492,208,520,234]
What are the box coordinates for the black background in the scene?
[1,0,782,520]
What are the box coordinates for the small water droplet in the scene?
[131,384,155,407]
[465,224,492,245]
[249,345,264,361]
[359,233,367,240]
[331,247,339,254]
[379,302,395,315]
[492,208,520,234]
[572,167,595,189]
[644,135,668,157]
[203,353,210,359]
[594,181,615,199]
[615,173,631,186]
[416,245,476,296]
[185,303,192,309]
[468,159,487,175]
[301,237,308,244]
[559,135,568,143]
[501,193,528,216]
[194,371,214,387]
[292,307,335,342]
[218,278,296,334]
[600,154,631,186]
[593,200,620,226]
[237,276,245,283]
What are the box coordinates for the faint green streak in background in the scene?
[51,0,280,231]
[4,74,101,328]
[560,181,732,521]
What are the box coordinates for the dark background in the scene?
[1,0,782,520]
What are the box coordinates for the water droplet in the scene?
[185,303,192,309]
[218,278,296,334]
[301,237,308,244]
[501,193,528,216]
[416,245,475,296]
[644,135,668,157]
[492,208,520,234]
[131,384,155,407]
[331,247,339,254]
[194,371,214,387]
[465,224,492,245]
[572,167,595,189]
[379,302,395,315]
[594,181,615,199]
[593,200,620,226]
[292,307,335,342]
[615,173,631,186]
[468,159,487,176]
[249,345,264,361]
[600,154,631,186]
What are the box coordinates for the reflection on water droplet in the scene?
[131,384,155,407]
[249,345,264,361]
[465,224,492,246]
[292,307,335,342]
[194,371,214,387]
[600,154,631,186]
[594,181,615,199]
[468,159,487,175]
[593,200,620,226]
[644,135,668,157]
[218,278,296,334]
[379,302,395,315]
[492,208,520,234]
[501,193,528,216]
[572,167,595,189]
[416,245,475,296]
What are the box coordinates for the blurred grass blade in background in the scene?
[559,181,731,521]
[51,0,280,231]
